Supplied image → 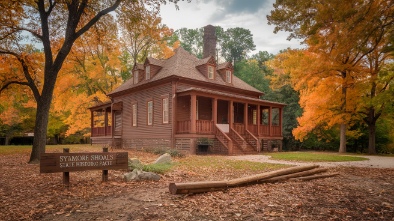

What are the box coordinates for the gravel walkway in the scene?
[228,154,394,168]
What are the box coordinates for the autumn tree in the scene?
[118,1,175,81]
[267,0,394,153]
[0,0,186,163]
[53,16,122,138]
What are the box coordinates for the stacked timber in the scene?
[169,165,338,195]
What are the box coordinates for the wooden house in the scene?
[89,25,285,155]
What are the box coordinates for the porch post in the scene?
[244,103,248,133]
[269,106,272,137]
[229,100,234,128]
[90,110,94,137]
[279,107,283,136]
[191,94,197,134]
[212,98,217,124]
[104,109,108,136]
[257,105,261,136]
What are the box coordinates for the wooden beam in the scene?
[169,165,321,194]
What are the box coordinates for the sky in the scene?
[159,0,304,55]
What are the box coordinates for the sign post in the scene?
[63,148,70,187]
[102,147,109,182]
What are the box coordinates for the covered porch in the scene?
[175,89,285,154]
[89,101,122,146]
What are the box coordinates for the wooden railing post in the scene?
[63,148,70,187]
[102,147,108,182]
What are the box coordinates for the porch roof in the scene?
[177,87,286,107]
[88,101,112,110]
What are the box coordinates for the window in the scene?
[252,109,257,125]
[132,103,137,126]
[162,97,169,124]
[226,70,232,83]
[147,100,153,125]
[208,66,214,79]
[133,70,139,84]
[145,65,150,80]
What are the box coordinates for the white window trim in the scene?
[145,65,150,80]
[208,66,214,79]
[226,70,232,83]
[147,100,153,125]
[132,103,137,126]
[133,70,139,84]
[162,97,169,124]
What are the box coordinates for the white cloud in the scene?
[159,0,304,55]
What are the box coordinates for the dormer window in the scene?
[133,70,139,84]
[226,70,232,83]
[208,66,214,79]
[145,65,150,80]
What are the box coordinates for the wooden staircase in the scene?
[214,124,259,155]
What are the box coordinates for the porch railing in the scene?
[272,125,281,136]
[215,125,232,152]
[247,125,258,134]
[260,125,270,136]
[229,128,246,150]
[196,120,214,134]
[176,120,191,134]
[244,129,258,151]
[91,126,112,137]
[233,123,245,135]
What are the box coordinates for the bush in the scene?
[142,163,174,174]
[144,147,185,158]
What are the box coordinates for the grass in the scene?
[142,163,174,174]
[0,144,104,155]
[265,152,368,162]
[176,155,287,172]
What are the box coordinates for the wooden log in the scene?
[169,165,320,194]
[289,173,339,181]
[262,168,328,183]
[227,165,319,187]
[169,181,227,195]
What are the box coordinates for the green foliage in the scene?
[265,152,368,162]
[221,27,256,64]
[144,147,185,158]
[174,28,203,58]
[142,163,174,174]
[119,50,133,81]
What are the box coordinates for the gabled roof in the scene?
[217,62,232,70]
[108,47,262,96]
[134,63,144,70]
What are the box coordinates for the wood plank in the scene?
[40,152,128,173]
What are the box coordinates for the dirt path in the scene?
[228,154,394,168]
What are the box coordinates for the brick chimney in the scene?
[203,25,217,59]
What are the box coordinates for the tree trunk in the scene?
[339,123,346,153]
[29,93,53,163]
[368,123,376,154]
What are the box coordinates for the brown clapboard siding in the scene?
[113,82,173,141]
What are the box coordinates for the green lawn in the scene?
[265,152,369,162]
[0,144,103,155]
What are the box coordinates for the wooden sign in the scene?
[40,151,128,173]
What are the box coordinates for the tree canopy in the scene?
[268,0,394,153]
